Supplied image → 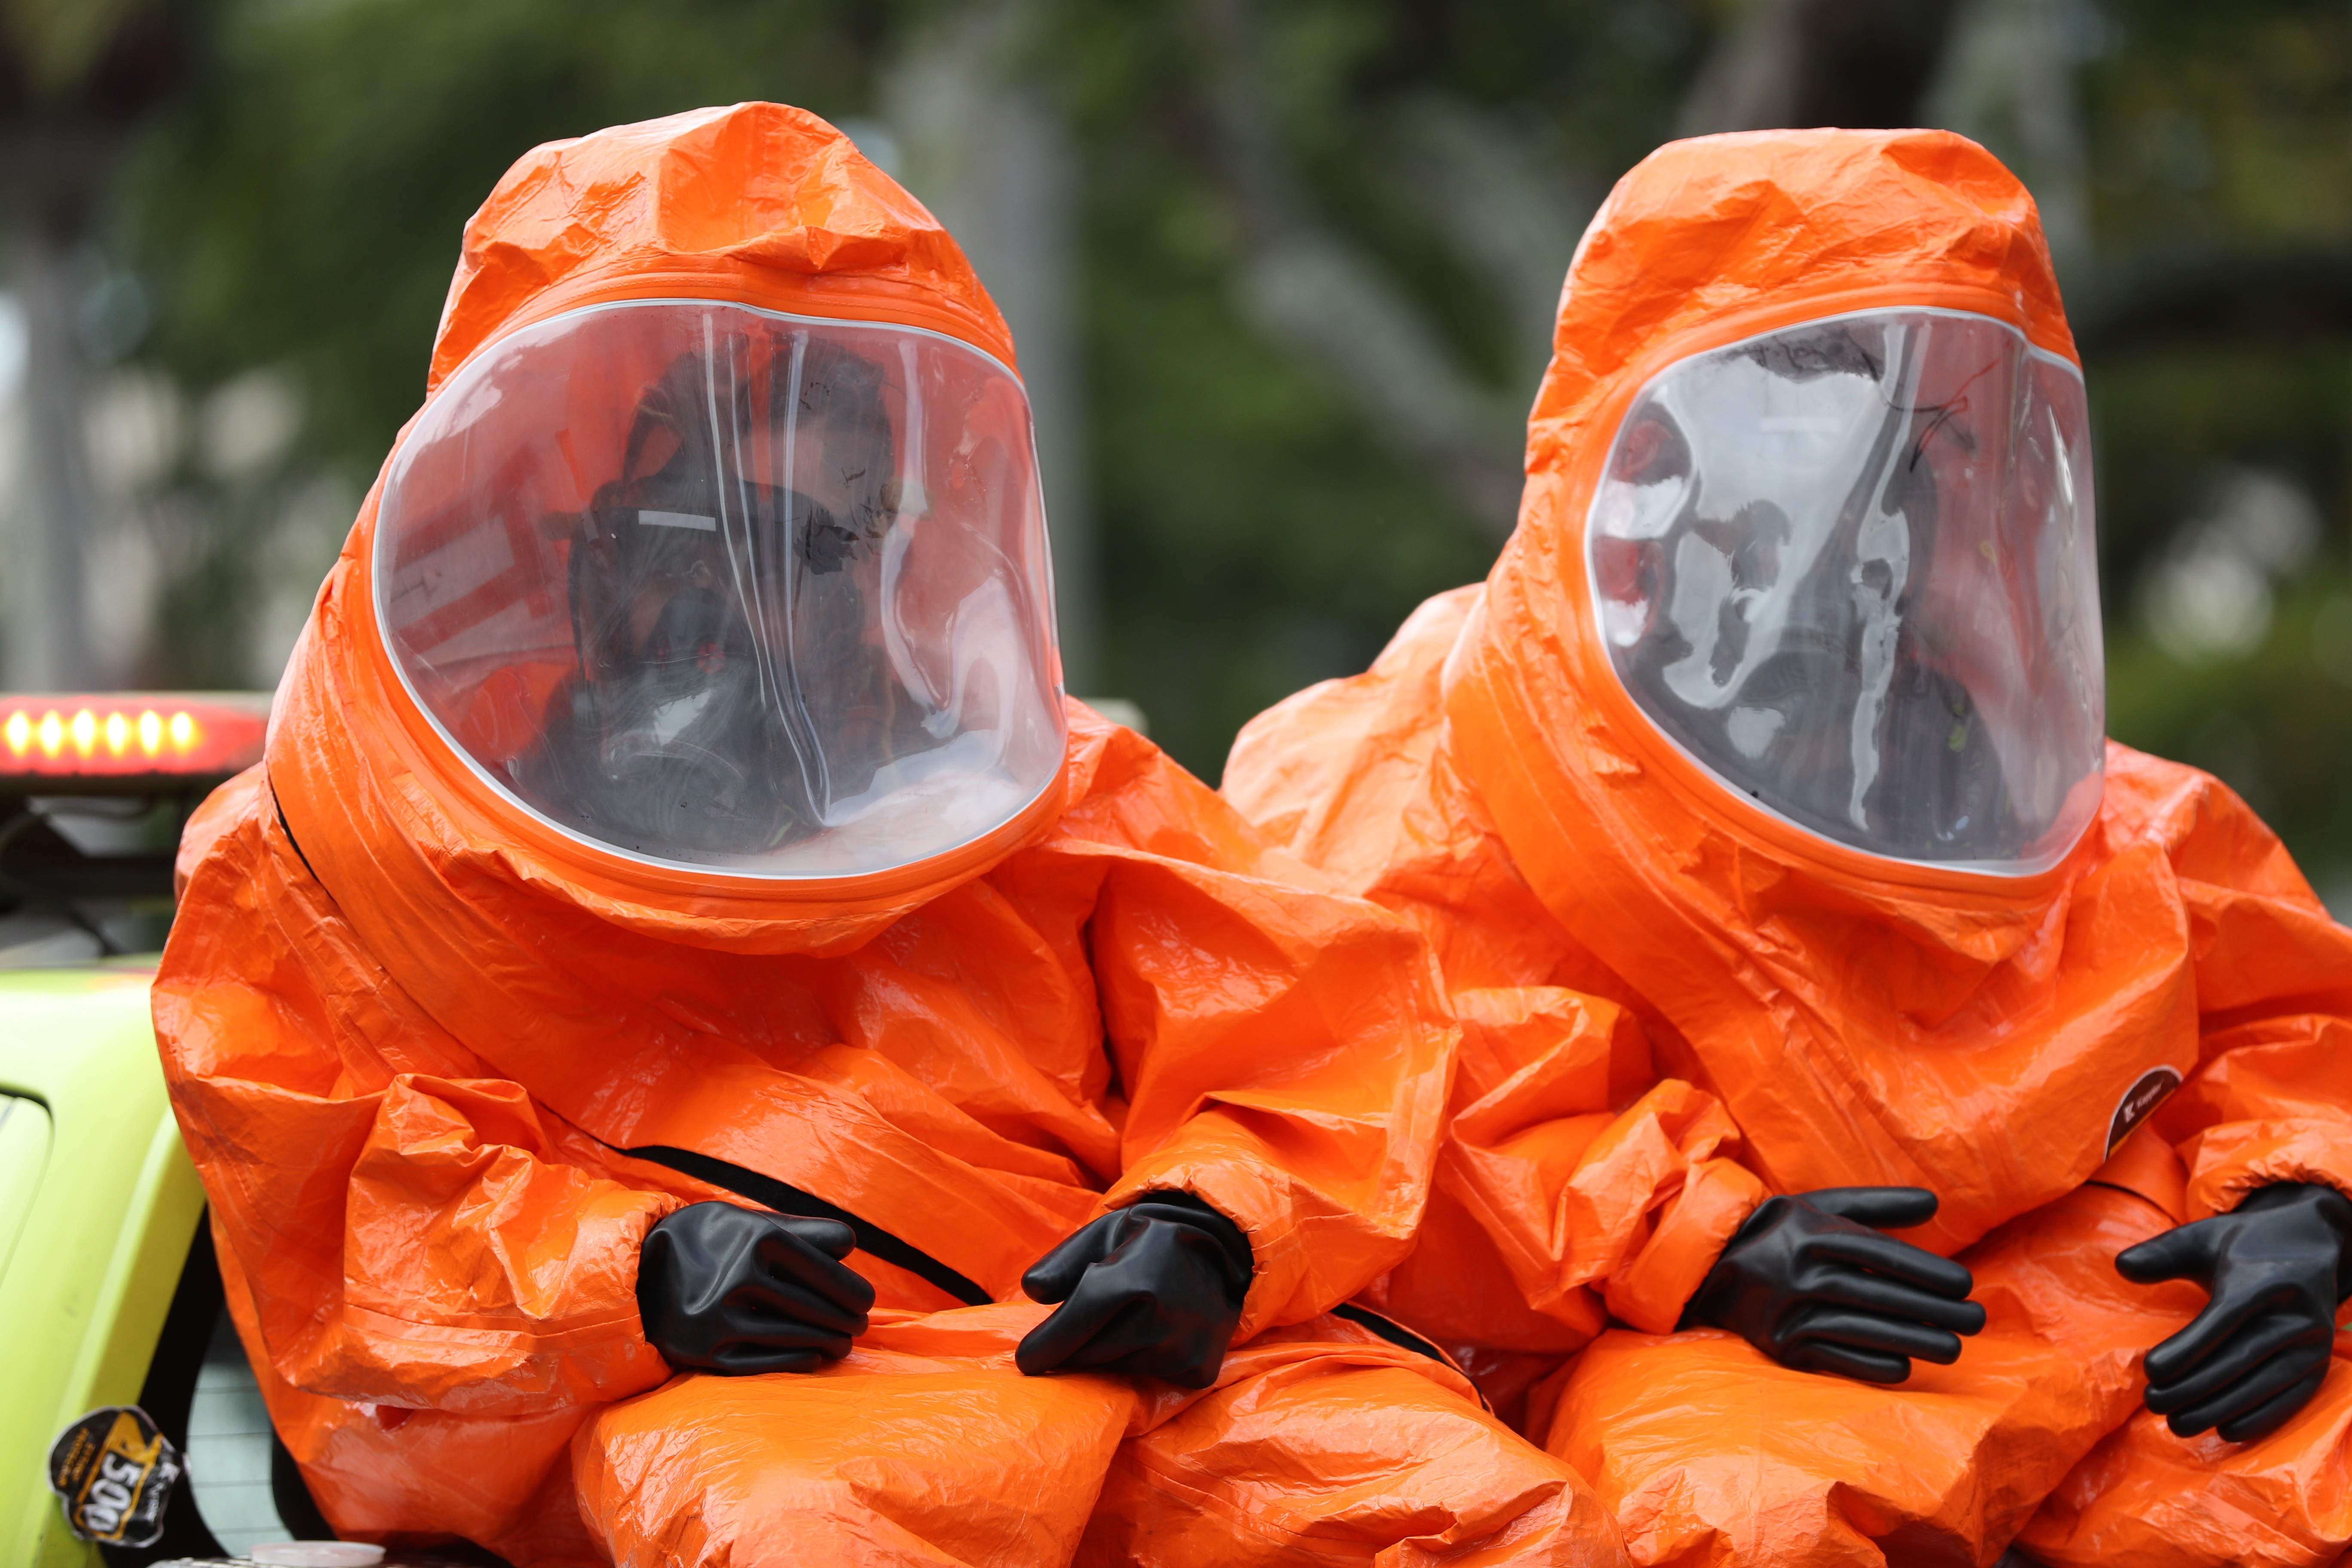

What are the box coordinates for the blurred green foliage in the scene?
[1051,0,1703,765]
[85,0,2352,888]
[2069,0,2349,891]
[2078,2,2346,249]
[1081,224,1493,763]
[117,0,887,467]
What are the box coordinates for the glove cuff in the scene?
[2239,1181,2352,1302]
[1129,1191,1253,1305]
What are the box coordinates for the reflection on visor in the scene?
[1586,308,2103,870]
[373,300,1065,877]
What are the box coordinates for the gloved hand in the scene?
[1681,1186,1986,1383]
[636,1201,876,1375]
[1015,1191,1253,1388]
[2115,1181,2352,1442]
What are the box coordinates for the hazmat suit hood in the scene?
[154,106,1597,1566]
[269,102,1069,967]
[1221,131,2352,1565]
[1442,129,2192,1253]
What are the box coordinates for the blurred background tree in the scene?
[0,0,202,690]
[0,0,2345,896]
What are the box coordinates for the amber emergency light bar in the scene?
[0,693,270,787]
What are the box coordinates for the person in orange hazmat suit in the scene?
[150,103,1630,1568]
[1222,126,2352,1568]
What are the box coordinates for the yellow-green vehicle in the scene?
[0,694,480,1568]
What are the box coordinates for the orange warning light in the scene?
[0,694,268,783]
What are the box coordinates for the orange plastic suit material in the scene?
[1225,128,2352,1568]
[152,104,1626,1568]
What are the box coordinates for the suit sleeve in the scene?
[1351,812,1766,1336]
[2134,757,2352,1218]
[153,772,680,1415]
[1429,980,1762,1335]
[1032,720,1457,1338]
[1226,610,1767,1334]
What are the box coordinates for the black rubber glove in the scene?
[636,1201,876,1375]
[1015,1192,1253,1389]
[2115,1181,2352,1443]
[1681,1186,1987,1383]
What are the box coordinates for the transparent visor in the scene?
[374,300,1065,877]
[1586,309,2103,871]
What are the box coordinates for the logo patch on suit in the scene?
[2107,1066,2183,1156]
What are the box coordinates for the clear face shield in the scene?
[1586,309,2103,872]
[374,300,1065,877]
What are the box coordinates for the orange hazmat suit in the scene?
[152,103,1625,1568]
[1225,127,2352,1568]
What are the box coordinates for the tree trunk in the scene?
[4,128,104,691]
[1678,0,1964,136]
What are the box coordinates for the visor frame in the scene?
[363,295,1070,893]
[1572,302,2101,880]
[1579,303,2100,880]
[1453,275,2110,902]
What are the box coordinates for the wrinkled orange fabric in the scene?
[153,103,1623,1568]
[1225,128,2352,1567]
